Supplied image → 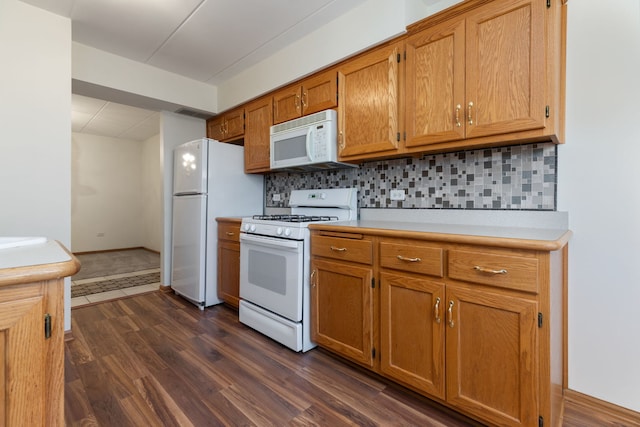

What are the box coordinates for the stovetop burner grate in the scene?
[252,214,339,223]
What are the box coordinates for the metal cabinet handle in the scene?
[311,269,317,288]
[434,297,441,324]
[397,255,421,263]
[330,246,347,252]
[467,101,474,125]
[455,104,462,127]
[338,131,345,151]
[474,266,507,275]
[448,300,455,328]
[301,91,308,108]
[226,231,235,236]
[295,94,301,111]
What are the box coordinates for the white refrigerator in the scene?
[171,138,263,308]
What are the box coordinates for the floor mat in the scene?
[73,249,160,281]
[71,272,160,297]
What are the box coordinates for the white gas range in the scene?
[238,188,358,352]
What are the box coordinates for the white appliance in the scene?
[171,138,263,309]
[270,109,357,171]
[239,188,358,352]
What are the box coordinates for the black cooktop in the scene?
[252,214,339,223]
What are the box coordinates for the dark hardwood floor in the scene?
[65,291,633,426]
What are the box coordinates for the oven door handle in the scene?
[240,233,302,250]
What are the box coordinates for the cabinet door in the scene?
[273,86,302,124]
[380,272,445,399]
[465,0,545,139]
[207,116,225,141]
[218,240,240,308]
[405,18,466,147]
[446,285,538,427]
[0,296,46,426]
[337,42,402,160]
[244,96,272,173]
[311,258,375,367]
[224,108,245,141]
[302,70,337,116]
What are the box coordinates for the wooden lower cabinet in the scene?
[311,230,568,427]
[0,241,79,426]
[310,258,375,368]
[380,271,445,399]
[446,284,538,426]
[217,218,242,308]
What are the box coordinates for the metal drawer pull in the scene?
[310,269,317,288]
[397,255,421,262]
[448,300,455,328]
[226,232,235,236]
[474,266,507,275]
[434,297,441,324]
[330,246,347,252]
[455,104,462,127]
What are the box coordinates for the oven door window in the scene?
[240,234,304,322]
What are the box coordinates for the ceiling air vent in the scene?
[175,108,212,120]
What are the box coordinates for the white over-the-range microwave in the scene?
[270,109,358,171]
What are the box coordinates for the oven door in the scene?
[239,233,304,322]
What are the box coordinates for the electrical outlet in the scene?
[272,193,281,202]
[390,190,405,201]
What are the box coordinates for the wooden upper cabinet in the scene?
[207,107,245,142]
[273,69,337,124]
[405,0,561,151]
[244,96,272,173]
[405,18,466,147]
[337,41,403,161]
[207,115,225,141]
[465,0,546,139]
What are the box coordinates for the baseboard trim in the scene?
[159,285,173,294]
[564,389,640,426]
[64,330,74,342]
[73,247,159,255]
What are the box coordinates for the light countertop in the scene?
[309,210,571,251]
[0,240,80,287]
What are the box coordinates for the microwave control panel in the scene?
[311,123,333,161]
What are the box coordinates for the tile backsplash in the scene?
[265,142,557,211]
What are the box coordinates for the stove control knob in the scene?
[276,227,283,235]
[320,192,327,199]
[284,228,292,237]
[250,224,256,232]
[243,224,251,232]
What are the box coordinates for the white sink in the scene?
[0,237,47,250]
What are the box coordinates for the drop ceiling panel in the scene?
[71,0,203,62]
[148,0,366,82]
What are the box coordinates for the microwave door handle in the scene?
[306,126,314,161]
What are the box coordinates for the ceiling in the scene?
[71,94,161,141]
[22,0,437,141]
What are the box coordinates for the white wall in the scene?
[558,0,640,412]
[0,0,72,329]
[159,112,206,285]
[71,132,163,253]
[141,134,162,252]
[71,133,143,251]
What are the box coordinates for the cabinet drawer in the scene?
[311,235,372,265]
[448,249,539,293]
[217,222,241,243]
[380,241,444,277]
